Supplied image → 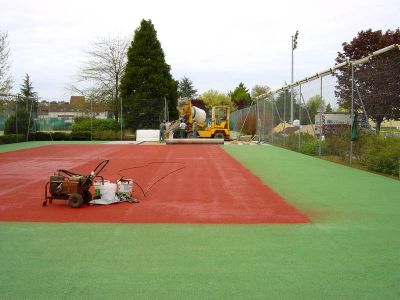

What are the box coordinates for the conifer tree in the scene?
[178,76,197,98]
[120,19,178,130]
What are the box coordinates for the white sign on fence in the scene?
[315,113,352,135]
[136,129,160,142]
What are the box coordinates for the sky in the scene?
[1,0,399,103]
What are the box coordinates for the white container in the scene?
[117,179,134,196]
[94,180,110,197]
[96,181,116,201]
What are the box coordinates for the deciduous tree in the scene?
[199,89,232,111]
[335,29,400,132]
[0,31,13,94]
[251,84,270,99]
[70,36,128,121]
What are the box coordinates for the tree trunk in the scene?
[375,117,383,133]
[115,74,119,122]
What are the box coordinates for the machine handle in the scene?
[92,160,109,177]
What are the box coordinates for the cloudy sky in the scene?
[1,0,399,101]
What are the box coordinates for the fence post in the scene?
[319,76,323,157]
[283,91,287,146]
[263,97,266,142]
[350,63,354,167]
[120,97,123,141]
[271,99,274,145]
[298,85,302,152]
[16,97,18,143]
[90,97,93,141]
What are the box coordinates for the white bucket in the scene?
[94,181,116,201]
[117,179,134,196]
[99,183,117,201]
[94,180,110,198]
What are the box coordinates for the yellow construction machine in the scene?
[176,99,230,140]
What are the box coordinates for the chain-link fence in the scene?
[0,95,125,141]
[0,94,173,142]
[231,44,400,179]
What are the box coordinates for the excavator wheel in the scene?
[214,132,225,139]
[68,193,84,208]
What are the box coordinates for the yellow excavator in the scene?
[174,99,230,140]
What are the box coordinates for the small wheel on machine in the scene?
[82,190,92,204]
[214,132,225,139]
[68,193,84,208]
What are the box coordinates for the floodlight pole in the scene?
[290,31,298,124]
[291,35,294,124]
[90,97,93,141]
[350,63,354,167]
[16,98,18,143]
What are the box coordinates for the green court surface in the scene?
[1,144,400,299]
[0,141,105,153]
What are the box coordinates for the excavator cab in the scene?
[212,106,230,129]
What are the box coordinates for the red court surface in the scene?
[0,144,309,223]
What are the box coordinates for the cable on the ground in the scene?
[117,161,186,198]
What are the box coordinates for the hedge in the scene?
[360,135,400,176]
[280,132,399,177]
[72,117,119,132]
[0,134,26,144]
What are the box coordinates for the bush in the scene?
[27,131,71,141]
[93,130,120,140]
[71,118,119,141]
[72,117,119,132]
[71,131,91,140]
[281,132,327,156]
[360,135,400,176]
[324,127,351,158]
[0,134,26,144]
[51,132,71,141]
[32,131,52,141]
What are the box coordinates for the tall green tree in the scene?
[325,103,333,113]
[4,74,38,135]
[335,28,400,132]
[19,74,37,97]
[19,74,37,111]
[120,19,178,130]
[230,82,251,110]
[178,76,197,98]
